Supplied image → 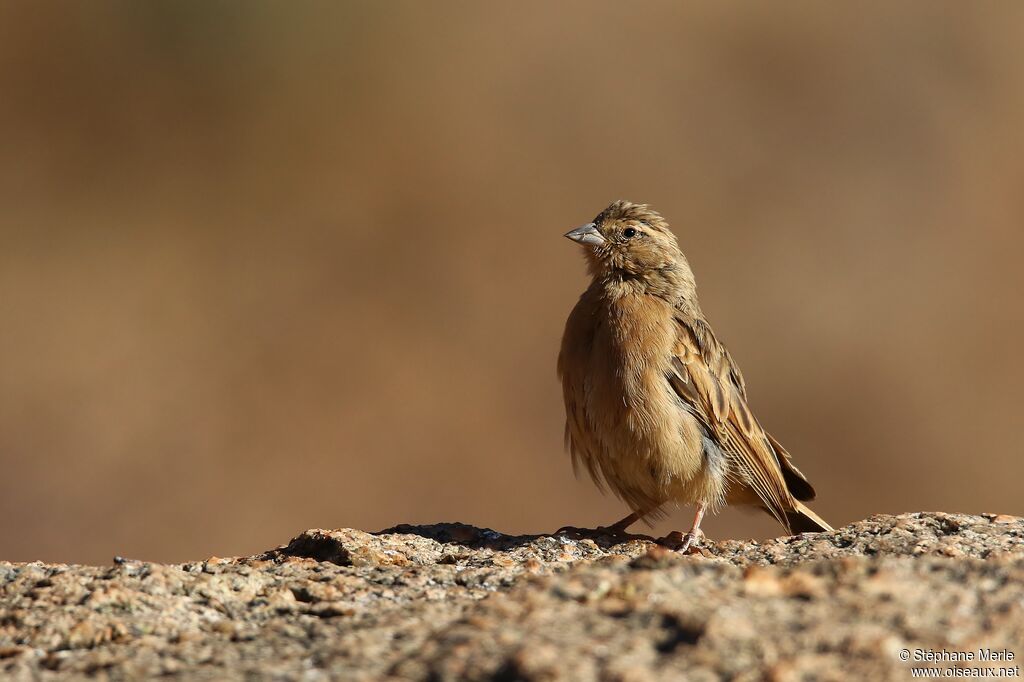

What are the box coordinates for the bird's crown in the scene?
[594,200,670,234]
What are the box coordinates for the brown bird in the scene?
[558,200,831,551]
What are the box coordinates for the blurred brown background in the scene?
[2,2,1022,565]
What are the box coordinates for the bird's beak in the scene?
[564,223,605,247]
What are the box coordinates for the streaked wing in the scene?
[667,316,794,527]
[766,431,816,502]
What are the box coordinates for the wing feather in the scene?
[766,431,817,502]
[670,315,794,528]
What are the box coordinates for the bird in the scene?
[557,200,832,551]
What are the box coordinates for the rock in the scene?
[1,512,1022,680]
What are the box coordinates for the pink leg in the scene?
[602,511,641,533]
[556,509,647,537]
[661,504,706,553]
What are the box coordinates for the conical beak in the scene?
[564,223,605,246]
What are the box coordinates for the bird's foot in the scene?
[658,528,704,554]
[554,524,643,545]
[555,525,588,536]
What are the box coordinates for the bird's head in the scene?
[565,200,683,280]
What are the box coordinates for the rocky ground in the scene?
[1,512,1023,680]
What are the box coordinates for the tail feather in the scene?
[785,501,834,534]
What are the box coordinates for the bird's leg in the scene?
[599,511,641,534]
[659,504,706,553]
[556,509,646,538]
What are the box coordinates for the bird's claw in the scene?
[555,525,586,536]
[658,528,704,554]
[554,524,641,544]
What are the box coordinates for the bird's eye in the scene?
[623,228,638,239]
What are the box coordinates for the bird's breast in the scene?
[577,293,706,485]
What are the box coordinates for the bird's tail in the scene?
[785,501,834,534]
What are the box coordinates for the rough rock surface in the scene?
[2,512,1023,680]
